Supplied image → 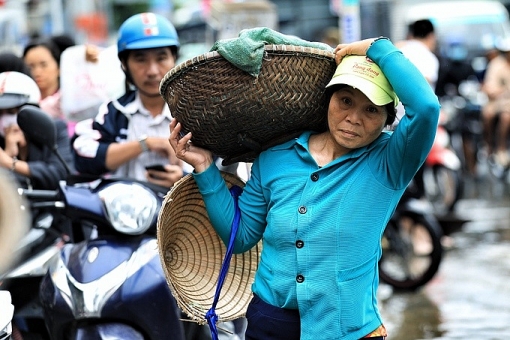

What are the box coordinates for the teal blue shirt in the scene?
[193,39,440,340]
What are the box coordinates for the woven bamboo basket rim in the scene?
[157,172,261,324]
[160,44,336,165]
[160,44,335,94]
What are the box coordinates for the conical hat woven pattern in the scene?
[157,172,261,324]
[160,45,336,165]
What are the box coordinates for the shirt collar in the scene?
[270,131,312,152]
[269,130,390,161]
[115,92,172,119]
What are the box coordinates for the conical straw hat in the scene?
[157,172,261,324]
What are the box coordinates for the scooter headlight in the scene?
[98,183,158,235]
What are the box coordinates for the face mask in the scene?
[0,114,18,137]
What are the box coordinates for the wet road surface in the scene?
[379,173,510,339]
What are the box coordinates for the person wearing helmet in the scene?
[0,52,31,76]
[0,71,72,189]
[72,12,186,188]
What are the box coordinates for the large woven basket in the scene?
[157,172,261,324]
[160,45,336,165]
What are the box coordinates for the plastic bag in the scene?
[60,44,125,123]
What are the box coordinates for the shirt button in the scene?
[311,173,319,181]
[296,275,305,283]
[298,206,307,214]
[296,240,304,248]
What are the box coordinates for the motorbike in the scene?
[378,179,444,291]
[420,101,464,216]
[10,106,186,340]
[0,206,69,339]
[0,113,74,339]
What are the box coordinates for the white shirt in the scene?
[399,40,439,90]
[393,40,439,127]
[114,94,174,180]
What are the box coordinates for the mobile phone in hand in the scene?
[145,164,166,172]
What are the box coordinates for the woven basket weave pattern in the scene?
[160,45,336,164]
[157,173,261,324]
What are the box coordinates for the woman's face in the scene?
[327,86,388,150]
[24,46,59,96]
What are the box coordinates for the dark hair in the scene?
[409,19,435,39]
[50,34,76,55]
[326,85,397,126]
[384,103,397,126]
[0,52,31,76]
[22,39,62,66]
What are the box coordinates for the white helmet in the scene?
[0,71,41,109]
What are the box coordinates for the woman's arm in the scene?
[333,38,440,187]
[169,120,266,253]
[369,39,440,185]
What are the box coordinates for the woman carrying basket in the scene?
[169,37,440,340]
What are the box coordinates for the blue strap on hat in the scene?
[205,185,243,340]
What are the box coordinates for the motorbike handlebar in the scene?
[19,188,60,200]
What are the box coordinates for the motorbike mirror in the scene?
[17,105,71,175]
[17,105,57,149]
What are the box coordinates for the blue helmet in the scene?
[117,12,180,55]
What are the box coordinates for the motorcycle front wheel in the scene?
[379,211,443,291]
[423,165,463,215]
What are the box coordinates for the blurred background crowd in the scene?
[2,0,510,62]
[3,0,510,178]
[2,1,510,339]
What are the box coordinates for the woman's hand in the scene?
[169,120,213,174]
[333,38,380,65]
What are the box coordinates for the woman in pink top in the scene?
[23,39,64,120]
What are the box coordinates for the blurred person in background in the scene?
[21,36,97,137]
[478,47,499,82]
[399,19,439,91]
[435,39,477,98]
[71,12,240,339]
[397,19,439,198]
[71,12,185,189]
[0,71,72,189]
[435,39,480,176]
[480,38,510,168]
[23,39,64,121]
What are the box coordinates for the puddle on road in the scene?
[380,237,510,339]
[379,178,510,339]
[379,289,444,339]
